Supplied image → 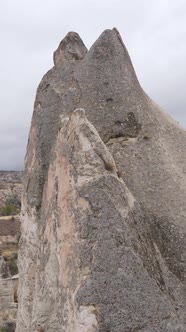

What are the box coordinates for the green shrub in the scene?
[8,260,18,276]
[0,201,19,216]
[0,327,7,332]
[0,322,16,332]
[0,327,13,332]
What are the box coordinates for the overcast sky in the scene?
[0,0,185,170]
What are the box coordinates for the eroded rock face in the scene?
[53,32,87,64]
[16,29,186,332]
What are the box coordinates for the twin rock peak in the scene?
[16,29,186,332]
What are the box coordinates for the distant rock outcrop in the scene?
[16,29,186,332]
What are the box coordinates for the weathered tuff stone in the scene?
[16,29,186,331]
[53,32,87,64]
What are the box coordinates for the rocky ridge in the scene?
[16,29,186,332]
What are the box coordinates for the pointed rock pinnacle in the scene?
[53,31,87,65]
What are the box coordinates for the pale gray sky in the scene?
[0,0,185,169]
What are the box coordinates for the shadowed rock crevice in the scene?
[104,111,142,144]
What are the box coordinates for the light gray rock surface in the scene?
[16,29,186,331]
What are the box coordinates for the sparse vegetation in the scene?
[0,201,19,217]
[8,261,18,276]
[0,327,7,332]
[0,321,16,332]
[2,251,18,277]
[0,327,9,332]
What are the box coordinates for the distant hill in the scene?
[0,171,23,210]
[0,171,22,331]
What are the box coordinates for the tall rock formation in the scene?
[16,29,186,332]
